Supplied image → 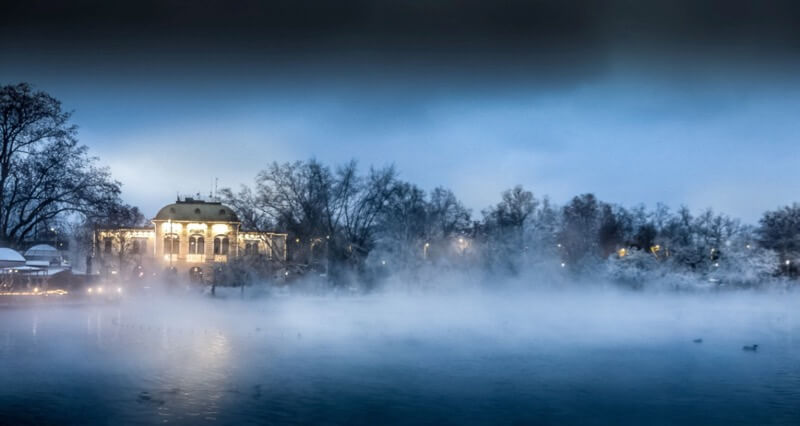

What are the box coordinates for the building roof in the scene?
[24,244,59,258]
[0,248,25,263]
[154,199,240,223]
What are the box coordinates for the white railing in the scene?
[186,254,206,263]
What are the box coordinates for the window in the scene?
[131,239,147,254]
[189,234,205,254]
[245,241,259,255]
[104,238,112,254]
[164,234,180,255]
[214,235,229,255]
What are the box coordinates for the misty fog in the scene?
[2,283,799,424]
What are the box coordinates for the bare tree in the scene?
[0,83,125,246]
[224,159,397,283]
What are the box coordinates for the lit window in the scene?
[188,234,205,254]
[164,234,180,255]
[214,236,229,255]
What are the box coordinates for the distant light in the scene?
[97,286,104,293]
[110,270,117,275]
[560,262,566,268]
[714,262,719,267]
[117,287,122,293]
[87,287,93,293]
[786,260,792,266]
[33,287,39,293]
[285,271,289,276]
[381,260,386,265]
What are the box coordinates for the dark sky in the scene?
[2,1,800,221]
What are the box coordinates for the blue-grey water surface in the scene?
[1,290,799,425]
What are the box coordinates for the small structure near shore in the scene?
[0,248,25,268]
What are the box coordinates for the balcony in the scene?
[186,254,206,263]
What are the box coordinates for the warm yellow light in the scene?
[211,224,229,235]
[161,222,183,234]
[617,248,627,258]
[97,286,104,293]
[88,287,93,293]
[187,223,208,232]
[0,289,67,296]
[33,287,39,293]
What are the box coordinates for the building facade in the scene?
[95,198,286,282]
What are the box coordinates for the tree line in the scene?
[3,82,798,289]
[221,159,800,288]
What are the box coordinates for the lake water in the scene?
[1,289,799,425]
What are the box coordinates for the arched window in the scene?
[214,235,229,255]
[188,234,205,254]
[244,240,259,255]
[164,234,179,255]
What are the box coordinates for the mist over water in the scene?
[1,285,799,425]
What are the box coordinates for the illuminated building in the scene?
[95,197,287,281]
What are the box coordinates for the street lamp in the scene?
[168,218,174,268]
[424,242,430,260]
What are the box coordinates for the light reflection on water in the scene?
[0,292,799,425]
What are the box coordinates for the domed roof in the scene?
[154,199,239,222]
[24,244,59,258]
[0,247,25,263]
